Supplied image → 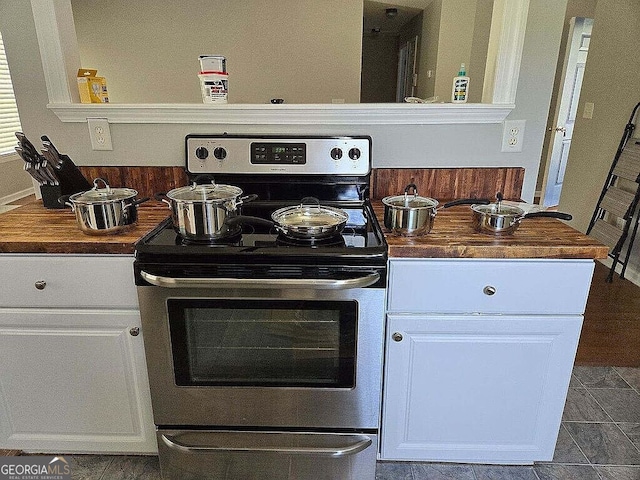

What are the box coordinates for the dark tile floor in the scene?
[59,366,640,479]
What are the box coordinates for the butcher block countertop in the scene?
[0,201,169,254]
[0,200,609,259]
[373,202,610,260]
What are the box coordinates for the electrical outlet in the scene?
[87,118,113,150]
[501,119,525,152]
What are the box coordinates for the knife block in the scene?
[40,155,92,209]
[40,184,65,209]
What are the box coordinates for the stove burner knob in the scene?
[330,148,343,160]
[214,147,227,160]
[348,148,361,160]
[195,147,209,160]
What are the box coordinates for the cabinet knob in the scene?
[129,327,140,336]
[483,285,497,296]
[392,332,403,342]
[34,280,47,290]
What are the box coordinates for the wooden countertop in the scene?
[0,201,170,254]
[373,202,610,259]
[0,200,609,259]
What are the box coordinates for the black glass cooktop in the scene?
[135,202,387,267]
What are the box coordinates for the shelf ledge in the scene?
[48,103,514,125]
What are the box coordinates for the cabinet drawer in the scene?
[388,259,594,315]
[0,255,138,308]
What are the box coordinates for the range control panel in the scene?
[186,135,371,176]
[251,142,306,165]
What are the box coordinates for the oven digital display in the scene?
[251,142,306,165]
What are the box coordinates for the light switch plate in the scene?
[583,102,594,119]
[501,119,526,152]
[88,118,113,150]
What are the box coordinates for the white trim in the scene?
[33,0,527,126]
[0,187,35,205]
[0,152,20,165]
[48,102,514,125]
[30,0,79,103]
[490,0,530,104]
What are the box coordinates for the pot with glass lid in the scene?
[59,178,149,235]
[156,175,258,242]
[382,183,488,236]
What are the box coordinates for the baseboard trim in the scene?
[0,188,36,205]
[598,258,640,288]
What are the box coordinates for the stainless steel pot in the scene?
[157,176,257,242]
[382,184,488,236]
[471,202,572,235]
[227,197,349,240]
[59,178,149,235]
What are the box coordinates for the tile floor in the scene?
[47,366,640,479]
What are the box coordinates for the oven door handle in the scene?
[161,433,372,457]
[140,270,380,290]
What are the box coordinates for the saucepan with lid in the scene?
[227,197,349,240]
[155,175,258,242]
[471,192,573,235]
[382,183,489,236]
[59,178,149,235]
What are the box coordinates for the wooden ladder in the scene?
[587,102,640,282]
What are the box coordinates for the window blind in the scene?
[0,32,22,156]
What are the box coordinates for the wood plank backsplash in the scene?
[78,166,188,199]
[77,166,525,203]
[371,167,524,201]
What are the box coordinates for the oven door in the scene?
[136,276,384,429]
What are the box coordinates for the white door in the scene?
[396,36,418,102]
[541,17,593,207]
[381,313,582,463]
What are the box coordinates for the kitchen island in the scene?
[374,201,609,464]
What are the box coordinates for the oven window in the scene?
[167,299,357,387]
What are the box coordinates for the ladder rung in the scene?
[589,219,623,251]
[613,141,640,182]
[600,186,636,218]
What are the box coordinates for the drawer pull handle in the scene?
[34,280,47,290]
[129,327,140,336]
[483,285,497,296]
[392,332,403,342]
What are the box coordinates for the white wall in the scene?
[0,156,34,203]
[558,0,640,277]
[71,0,363,104]
[0,0,568,203]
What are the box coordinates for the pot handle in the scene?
[226,215,275,229]
[442,198,490,208]
[192,174,216,185]
[404,183,418,195]
[57,194,74,210]
[154,192,172,209]
[124,197,150,209]
[237,193,259,206]
[522,211,573,221]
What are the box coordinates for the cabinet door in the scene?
[381,314,582,463]
[0,309,156,454]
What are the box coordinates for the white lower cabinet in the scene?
[0,255,156,454]
[381,258,595,464]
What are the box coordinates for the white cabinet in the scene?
[0,255,156,454]
[381,258,595,464]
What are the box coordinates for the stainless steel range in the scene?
[134,135,387,480]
